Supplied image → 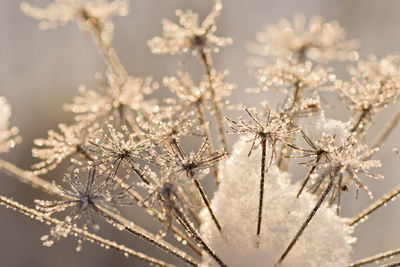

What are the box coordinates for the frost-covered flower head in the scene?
[35,166,132,245]
[0,97,20,153]
[21,0,129,43]
[31,123,90,175]
[163,70,234,107]
[249,15,359,62]
[64,70,159,124]
[160,138,228,179]
[148,0,232,56]
[137,106,198,142]
[227,107,299,161]
[85,124,153,183]
[250,57,336,94]
[336,55,400,113]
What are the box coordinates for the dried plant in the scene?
[3,1,400,267]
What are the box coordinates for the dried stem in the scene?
[83,9,128,79]
[350,106,372,136]
[0,159,62,196]
[193,177,222,233]
[347,247,400,267]
[276,172,335,265]
[199,48,228,152]
[256,137,267,238]
[97,206,200,267]
[0,196,173,267]
[277,81,302,171]
[175,207,227,267]
[371,109,400,149]
[348,184,400,226]
[195,101,220,184]
[297,164,318,198]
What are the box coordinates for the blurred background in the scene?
[1,0,400,266]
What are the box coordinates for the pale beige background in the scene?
[1,0,400,266]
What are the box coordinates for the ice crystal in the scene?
[64,70,159,125]
[249,15,359,62]
[200,136,355,266]
[20,0,129,43]
[148,0,232,56]
[0,97,20,153]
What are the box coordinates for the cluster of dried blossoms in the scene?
[1,0,400,266]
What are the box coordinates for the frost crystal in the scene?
[249,15,359,62]
[0,97,20,153]
[200,136,355,267]
[148,0,232,55]
[20,0,129,43]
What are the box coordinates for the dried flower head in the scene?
[64,70,159,125]
[250,57,335,94]
[31,123,91,175]
[337,55,400,113]
[249,15,359,62]
[137,105,198,142]
[85,124,153,183]
[163,70,234,108]
[20,0,129,43]
[161,138,228,178]
[148,0,232,56]
[35,167,132,243]
[0,97,20,153]
[227,107,299,165]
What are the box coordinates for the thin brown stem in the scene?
[278,81,302,171]
[193,178,222,233]
[348,184,400,227]
[195,101,220,184]
[175,207,227,267]
[257,138,267,238]
[0,196,173,267]
[97,206,200,267]
[371,109,400,149]
[199,49,228,152]
[350,106,372,136]
[347,247,400,267]
[83,9,128,79]
[276,172,334,265]
[297,162,319,198]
